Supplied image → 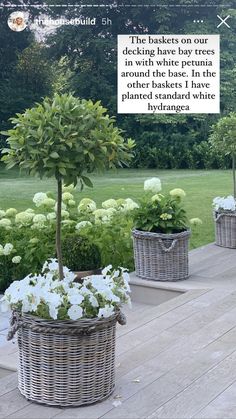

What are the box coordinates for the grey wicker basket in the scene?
[214,210,236,248]
[132,229,191,281]
[8,311,125,407]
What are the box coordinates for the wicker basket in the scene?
[132,229,191,281]
[214,210,236,248]
[8,311,125,407]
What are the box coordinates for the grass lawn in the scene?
[0,165,234,248]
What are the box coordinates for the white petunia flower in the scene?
[68,291,84,305]
[89,295,99,308]
[49,305,58,320]
[144,178,162,194]
[213,196,236,212]
[102,265,113,276]
[98,305,115,318]
[68,305,83,320]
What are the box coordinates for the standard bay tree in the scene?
[1,93,135,279]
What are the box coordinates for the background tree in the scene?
[1,93,135,279]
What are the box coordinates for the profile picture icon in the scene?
[8,11,27,32]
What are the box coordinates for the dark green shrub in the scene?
[62,236,101,271]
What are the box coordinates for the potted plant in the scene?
[1,261,130,406]
[210,113,236,248]
[62,235,102,280]
[0,93,134,406]
[132,178,197,281]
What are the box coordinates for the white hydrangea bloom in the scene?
[123,198,139,212]
[144,178,162,194]
[54,202,67,212]
[62,192,74,202]
[12,256,22,264]
[0,219,11,229]
[62,184,75,193]
[68,199,76,207]
[3,243,14,256]
[78,198,96,213]
[33,192,48,207]
[93,209,111,224]
[33,214,47,224]
[61,210,70,219]
[15,211,34,226]
[47,212,56,221]
[0,210,6,219]
[102,199,118,209]
[75,221,92,231]
[41,198,56,208]
[5,208,17,217]
[169,188,186,199]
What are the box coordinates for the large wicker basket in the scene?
[214,210,236,248]
[8,311,125,407]
[132,229,191,281]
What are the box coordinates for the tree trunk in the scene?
[233,154,236,200]
[56,179,64,280]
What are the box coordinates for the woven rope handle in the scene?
[7,310,127,340]
[158,239,178,253]
[214,213,224,223]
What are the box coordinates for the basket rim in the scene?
[132,228,191,240]
[19,311,119,328]
[213,209,236,217]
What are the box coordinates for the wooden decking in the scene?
[1,243,236,418]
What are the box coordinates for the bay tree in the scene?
[1,93,135,279]
[210,113,236,198]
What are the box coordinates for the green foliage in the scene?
[2,93,134,186]
[210,113,236,157]
[133,194,188,234]
[61,235,101,271]
[81,212,134,271]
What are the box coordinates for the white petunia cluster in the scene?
[213,196,236,212]
[0,260,131,321]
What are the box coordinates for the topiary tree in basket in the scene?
[1,93,135,279]
[210,113,236,248]
[210,112,236,198]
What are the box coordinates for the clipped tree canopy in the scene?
[210,112,236,156]
[1,93,135,187]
